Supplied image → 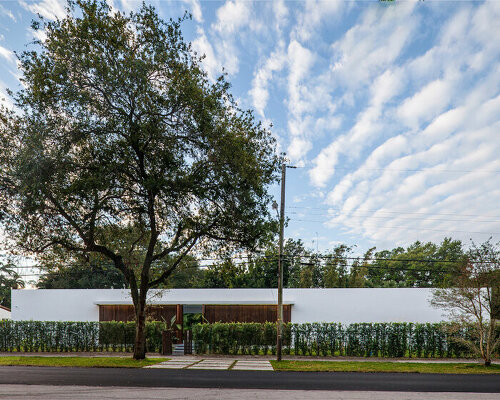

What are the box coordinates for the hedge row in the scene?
[0,321,165,352]
[2,321,497,357]
[193,322,499,358]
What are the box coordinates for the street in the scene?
[0,366,498,393]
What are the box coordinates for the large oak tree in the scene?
[0,0,278,359]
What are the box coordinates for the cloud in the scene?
[249,42,286,117]
[21,0,66,20]
[0,45,15,64]
[272,0,288,34]
[284,40,319,161]
[0,4,16,21]
[191,28,220,81]
[309,68,404,187]
[206,1,261,76]
[119,0,141,14]
[303,1,500,247]
[183,0,203,23]
[287,40,315,118]
[292,1,345,42]
[325,91,500,246]
[397,79,453,129]
[306,4,419,186]
[329,2,417,90]
[213,0,251,35]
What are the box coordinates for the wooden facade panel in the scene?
[99,305,136,322]
[99,305,177,323]
[203,305,291,324]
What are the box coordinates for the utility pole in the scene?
[276,163,286,362]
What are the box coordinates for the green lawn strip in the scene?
[0,356,169,368]
[270,360,500,374]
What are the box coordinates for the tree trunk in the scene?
[133,296,147,360]
[484,359,491,367]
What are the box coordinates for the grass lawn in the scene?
[270,360,500,374]
[0,356,168,368]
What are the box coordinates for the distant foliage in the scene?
[197,238,466,289]
[193,322,499,358]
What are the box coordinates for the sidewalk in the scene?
[2,386,499,400]
[146,357,274,370]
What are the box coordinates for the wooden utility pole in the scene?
[277,163,286,362]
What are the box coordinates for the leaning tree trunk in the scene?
[133,294,147,360]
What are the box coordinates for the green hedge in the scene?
[193,322,499,358]
[2,320,497,357]
[0,321,165,352]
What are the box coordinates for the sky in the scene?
[0,0,499,256]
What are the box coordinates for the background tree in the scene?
[366,238,464,288]
[0,259,25,308]
[38,262,127,289]
[0,0,278,359]
[431,240,500,366]
[349,247,375,288]
[201,259,248,288]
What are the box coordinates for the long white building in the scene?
[11,288,448,324]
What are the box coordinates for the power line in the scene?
[9,253,499,269]
[289,219,500,235]
[302,255,466,264]
[299,262,450,273]
[287,206,500,219]
[327,167,500,174]
[287,211,500,224]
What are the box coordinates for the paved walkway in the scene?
[146,357,273,371]
[2,385,499,400]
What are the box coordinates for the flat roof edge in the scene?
[95,301,294,305]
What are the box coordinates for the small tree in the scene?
[431,240,500,366]
[0,259,25,308]
[0,0,278,359]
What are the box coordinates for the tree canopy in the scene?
[0,0,278,358]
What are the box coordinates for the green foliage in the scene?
[193,238,465,290]
[0,260,24,308]
[367,238,465,288]
[192,322,281,355]
[192,321,500,358]
[37,263,128,289]
[0,320,164,352]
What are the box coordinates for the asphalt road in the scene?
[0,366,499,393]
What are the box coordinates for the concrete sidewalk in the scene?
[145,357,274,370]
[1,385,499,400]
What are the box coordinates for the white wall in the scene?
[11,288,448,323]
[286,288,447,324]
[11,289,126,321]
[0,306,10,320]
